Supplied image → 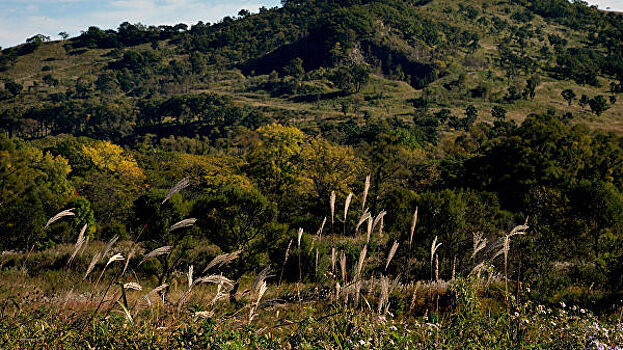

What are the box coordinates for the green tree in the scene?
[589,95,610,116]
[523,75,540,100]
[571,180,623,260]
[561,89,576,106]
[191,186,280,301]
[579,94,590,109]
[0,136,74,249]
[42,74,59,89]
[284,57,305,80]
[4,80,22,96]
[134,189,194,288]
[491,106,507,120]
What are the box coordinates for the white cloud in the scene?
[586,0,623,11]
[0,0,279,48]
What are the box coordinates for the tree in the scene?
[561,89,576,106]
[134,189,193,288]
[0,136,75,249]
[75,76,94,98]
[523,75,540,100]
[579,94,590,109]
[42,74,59,89]
[4,80,22,96]
[589,95,610,116]
[191,186,280,301]
[58,32,69,40]
[300,137,365,213]
[284,57,305,80]
[246,124,305,198]
[332,64,369,94]
[491,106,507,120]
[350,64,370,93]
[570,180,623,260]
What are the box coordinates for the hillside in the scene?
[0,0,622,143]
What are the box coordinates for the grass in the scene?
[0,200,621,348]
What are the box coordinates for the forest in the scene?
[1,0,623,348]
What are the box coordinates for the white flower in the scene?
[359,340,366,345]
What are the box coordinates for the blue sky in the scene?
[0,0,621,49]
[0,0,281,48]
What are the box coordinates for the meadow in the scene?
[0,180,622,349]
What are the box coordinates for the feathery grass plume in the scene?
[67,224,88,266]
[139,246,171,266]
[372,210,386,233]
[249,281,267,323]
[84,252,101,280]
[355,210,371,234]
[252,266,272,295]
[355,245,367,280]
[278,239,292,285]
[472,232,488,259]
[330,191,336,225]
[335,282,341,299]
[123,282,142,291]
[316,217,326,238]
[377,276,390,314]
[203,250,240,272]
[121,248,135,276]
[435,255,439,282]
[102,235,119,259]
[297,227,303,247]
[210,282,228,307]
[340,251,347,283]
[315,248,319,275]
[430,236,442,268]
[106,253,124,267]
[79,237,89,256]
[95,253,124,285]
[343,192,353,222]
[361,175,370,211]
[366,216,373,243]
[45,208,75,228]
[144,283,168,307]
[162,177,190,205]
[385,241,399,271]
[331,247,336,273]
[193,275,234,288]
[409,282,421,312]
[169,218,197,232]
[409,207,418,247]
[187,265,194,289]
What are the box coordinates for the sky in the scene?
[0,0,622,49]
[0,0,281,49]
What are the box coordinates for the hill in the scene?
[0,0,622,143]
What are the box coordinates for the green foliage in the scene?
[0,136,75,249]
[562,88,576,106]
[588,95,610,116]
